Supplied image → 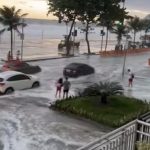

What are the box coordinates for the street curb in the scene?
[1,56,79,63]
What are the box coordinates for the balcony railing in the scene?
[78,120,150,150]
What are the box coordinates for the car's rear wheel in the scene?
[32,82,40,88]
[5,88,14,94]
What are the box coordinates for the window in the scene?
[7,74,30,81]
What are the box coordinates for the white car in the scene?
[0,71,40,94]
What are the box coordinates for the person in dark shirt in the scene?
[63,77,71,99]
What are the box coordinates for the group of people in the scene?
[55,69,134,99]
[55,77,71,99]
[7,50,21,61]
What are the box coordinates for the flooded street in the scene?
[27,53,150,101]
[0,96,109,150]
[0,54,150,150]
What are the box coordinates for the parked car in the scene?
[0,71,40,94]
[63,63,95,77]
[1,60,41,74]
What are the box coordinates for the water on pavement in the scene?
[23,53,150,101]
[0,53,150,150]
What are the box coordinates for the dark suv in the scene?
[63,63,95,78]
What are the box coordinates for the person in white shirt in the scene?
[128,69,134,87]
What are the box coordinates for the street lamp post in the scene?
[121,0,127,79]
[122,0,125,8]
[72,22,76,55]
[122,35,128,79]
[100,26,105,52]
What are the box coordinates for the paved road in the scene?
[27,53,150,101]
[0,96,111,150]
[0,53,150,150]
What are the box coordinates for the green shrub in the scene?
[51,95,150,127]
[77,81,123,104]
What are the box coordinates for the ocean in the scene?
[0,19,141,60]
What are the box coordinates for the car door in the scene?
[17,74,32,89]
[7,74,31,90]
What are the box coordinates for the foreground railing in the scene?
[78,120,150,150]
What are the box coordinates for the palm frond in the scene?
[0,6,28,26]
[0,28,5,34]
[21,13,28,17]
[79,81,123,97]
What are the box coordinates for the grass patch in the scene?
[51,95,150,127]
[136,141,150,150]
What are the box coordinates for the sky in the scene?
[0,0,150,20]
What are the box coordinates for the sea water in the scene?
[0,19,132,60]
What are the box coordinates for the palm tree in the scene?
[140,19,150,44]
[99,4,129,52]
[0,28,5,43]
[0,6,27,58]
[80,81,123,104]
[127,16,141,46]
[111,23,129,49]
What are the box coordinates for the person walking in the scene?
[55,78,63,98]
[16,50,21,60]
[63,77,71,99]
[7,51,12,61]
[128,69,134,87]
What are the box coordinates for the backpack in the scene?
[131,73,134,79]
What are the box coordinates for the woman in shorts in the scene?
[55,78,63,98]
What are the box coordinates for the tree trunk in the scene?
[100,94,107,104]
[66,19,75,56]
[10,28,13,58]
[85,22,90,54]
[133,31,136,48]
[118,37,122,50]
[144,30,147,46]
[105,27,109,52]
[100,26,104,52]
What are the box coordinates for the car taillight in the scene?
[0,83,5,86]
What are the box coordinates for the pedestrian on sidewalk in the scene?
[128,69,134,87]
[55,78,63,98]
[63,77,71,99]
[16,50,21,60]
[7,51,12,61]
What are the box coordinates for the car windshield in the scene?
[0,78,4,82]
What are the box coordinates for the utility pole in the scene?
[122,39,126,79]
[122,0,125,8]
[121,0,126,79]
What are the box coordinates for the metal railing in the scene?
[78,120,150,150]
